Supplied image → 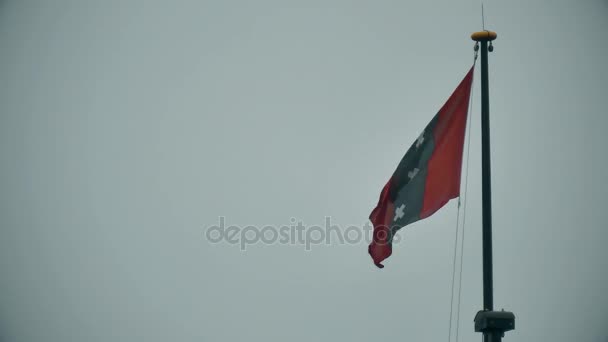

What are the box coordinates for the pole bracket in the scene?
[474,310,515,335]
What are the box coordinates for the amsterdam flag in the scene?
[368,67,474,268]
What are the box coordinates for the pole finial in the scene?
[471,31,497,42]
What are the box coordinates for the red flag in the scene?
[369,67,474,268]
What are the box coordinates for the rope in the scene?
[447,191,461,342]
[455,51,477,342]
[448,48,477,342]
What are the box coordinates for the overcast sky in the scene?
[1,1,607,341]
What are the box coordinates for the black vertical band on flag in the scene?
[386,114,439,238]
[389,114,439,200]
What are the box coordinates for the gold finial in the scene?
[471,31,497,42]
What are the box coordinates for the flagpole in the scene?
[470,30,515,342]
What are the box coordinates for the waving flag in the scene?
[368,67,474,268]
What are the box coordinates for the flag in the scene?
[368,67,474,268]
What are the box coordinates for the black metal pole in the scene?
[471,31,514,342]
[480,39,494,312]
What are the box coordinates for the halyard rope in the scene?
[448,48,477,342]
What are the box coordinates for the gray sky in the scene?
[1,1,607,341]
